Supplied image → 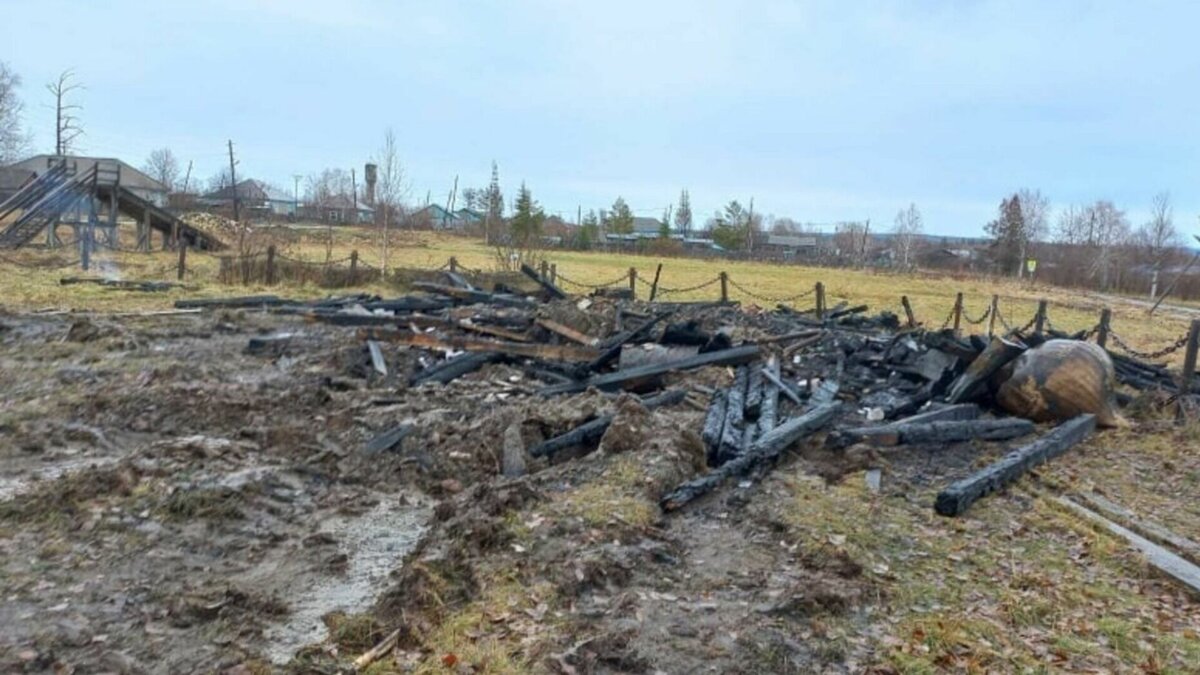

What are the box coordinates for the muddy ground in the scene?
[3,305,1200,674]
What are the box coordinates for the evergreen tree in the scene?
[509,182,544,246]
[675,189,693,236]
[579,209,600,248]
[608,197,634,234]
[985,194,1026,275]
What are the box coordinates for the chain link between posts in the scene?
[724,276,816,304]
[652,275,723,297]
[1108,330,1190,360]
[556,270,632,290]
[962,304,991,325]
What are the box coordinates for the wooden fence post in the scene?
[350,250,359,275]
[901,295,916,328]
[815,282,826,320]
[719,271,729,304]
[550,263,557,286]
[1181,319,1200,397]
[449,256,458,273]
[952,292,963,336]
[629,267,638,299]
[649,262,663,302]
[540,260,550,280]
[177,242,187,281]
[1097,308,1112,348]
[1035,299,1048,334]
[265,244,276,285]
[987,294,999,337]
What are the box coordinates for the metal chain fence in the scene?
[725,276,816,304]
[1109,330,1190,360]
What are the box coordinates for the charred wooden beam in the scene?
[934,414,1096,517]
[411,282,535,308]
[588,311,675,372]
[702,389,729,463]
[443,271,477,291]
[744,366,764,418]
[757,356,780,435]
[541,344,761,396]
[760,366,803,405]
[528,389,688,458]
[537,318,599,347]
[662,399,841,511]
[520,263,568,300]
[827,417,1033,450]
[828,403,980,448]
[363,296,453,313]
[175,295,285,309]
[945,337,1026,404]
[716,367,749,465]
[829,304,869,320]
[408,351,502,386]
[363,328,598,362]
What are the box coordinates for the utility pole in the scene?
[351,168,358,223]
[182,160,193,194]
[443,175,458,229]
[227,140,240,222]
[746,197,754,253]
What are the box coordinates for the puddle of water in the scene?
[0,455,118,502]
[263,496,430,664]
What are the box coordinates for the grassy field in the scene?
[1,225,1193,366]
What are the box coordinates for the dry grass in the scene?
[780,469,1200,673]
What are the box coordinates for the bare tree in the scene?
[1055,200,1130,290]
[1135,192,1180,267]
[206,167,234,193]
[892,202,923,269]
[46,70,84,155]
[373,128,410,276]
[0,61,31,162]
[1015,188,1049,277]
[142,148,180,191]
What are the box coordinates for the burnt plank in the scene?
[757,356,780,435]
[588,311,674,372]
[661,400,841,511]
[363,328,598,362]
[935,414,1096,517]
[175,295,285,309]
[541,344,761,396]
[702,389,729,463]
[409,351,502,386]
[520,263,568,300]
[827,417,1033,450]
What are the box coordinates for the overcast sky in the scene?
[5,0,1200,236]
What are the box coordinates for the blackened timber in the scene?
[363,328,599,362]
[760,366,803,405]
[661,400,841,511]
[540,344,761,396]
[744,366,764,417]
[367,340,388,376]
[829,304,869,320]
[934,414,1096,517]
[520,263,568,299]
[175,295,285,309]
[701,389,729,463]
[409,351,501,386]
[411,282,535,308]
[758,356,780,435]
[528,389,688,458]
[363,296,453,313]
[945,337,1026,404]
[443,271,477,291]
[587,311,675,372]
[828,403,980,448]
[827,417,1033,450]
[716,367,749,464]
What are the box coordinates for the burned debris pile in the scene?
[169,267,1166,520]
